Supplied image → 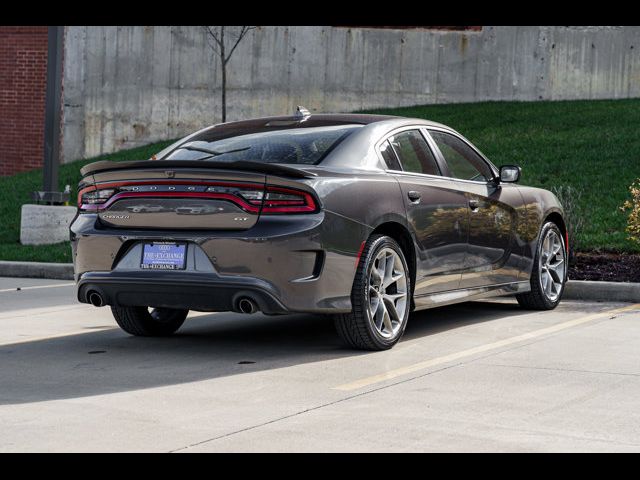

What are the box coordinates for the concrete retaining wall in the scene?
[62,25,640,163]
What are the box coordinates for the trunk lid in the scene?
[87,166,268,230]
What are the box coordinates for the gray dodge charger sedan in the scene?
[71,108,568,350]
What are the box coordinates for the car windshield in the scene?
[162,125,362,165]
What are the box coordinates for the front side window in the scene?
[428,130,493,181]
[162,125,362,165]
[388,130,440,176]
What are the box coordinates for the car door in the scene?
[379,128,469,296]
[426,128,521,289]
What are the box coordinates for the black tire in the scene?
[516,221,567,310]
[110,306,188,336]
[334,234,411,351]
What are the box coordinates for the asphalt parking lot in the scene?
[1,276,639,452]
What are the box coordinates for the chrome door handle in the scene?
[407,191,421,202]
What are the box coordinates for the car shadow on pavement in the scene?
[0,299,529,405]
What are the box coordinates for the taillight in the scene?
[78,187,116,208]
[261,186,317,214]
[205,185,264,207]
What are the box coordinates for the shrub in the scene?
[621,179,640,244]
[551,185,585,259]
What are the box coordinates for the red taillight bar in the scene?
[78,181,318,215]
[77,180,263,206]
[80,191,261,213]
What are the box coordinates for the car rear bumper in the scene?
[77,271,288,314]
[71,211,371,314]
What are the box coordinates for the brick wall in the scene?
[0,26,48,176]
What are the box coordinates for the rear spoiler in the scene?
[80,160,317,179]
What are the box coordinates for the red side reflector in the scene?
[354,241,366,267]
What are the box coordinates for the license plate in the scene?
[140,242,186,270]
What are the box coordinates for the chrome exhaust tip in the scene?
[87,290,105,307]
[237,297,258,314]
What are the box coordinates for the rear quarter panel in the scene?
[295,168,409,247]
[273,169,409,308]
[516,185,566,278]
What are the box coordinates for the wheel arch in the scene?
[370,221,417,309]
[543,209,568,252]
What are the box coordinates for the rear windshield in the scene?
[162,125,362,165]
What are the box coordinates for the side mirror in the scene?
[499,165,521,183]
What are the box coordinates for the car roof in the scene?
[176,113,452,155]
[213,113,448,129]
[154,113,457,170]
[221,113,394,126]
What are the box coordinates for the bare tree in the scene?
[203,26,257,122]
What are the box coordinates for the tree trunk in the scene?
[221,65,226,123]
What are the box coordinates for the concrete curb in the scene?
[0,261,74,280]
[563,280,640,303]
[0,262,638,303]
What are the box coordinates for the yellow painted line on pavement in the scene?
[333,303,640,392]
[0,282,75,293]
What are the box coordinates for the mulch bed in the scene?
[568,252,640,283]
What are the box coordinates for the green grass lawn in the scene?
[0,140,175,263]
[1,98,639,263]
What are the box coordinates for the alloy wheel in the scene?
[367,247,408,339]
[539,229,566,302]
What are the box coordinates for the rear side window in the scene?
[388,130,440,176]
[380,140,402,170]
[429,130,493,181]
[162,125,362,165]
